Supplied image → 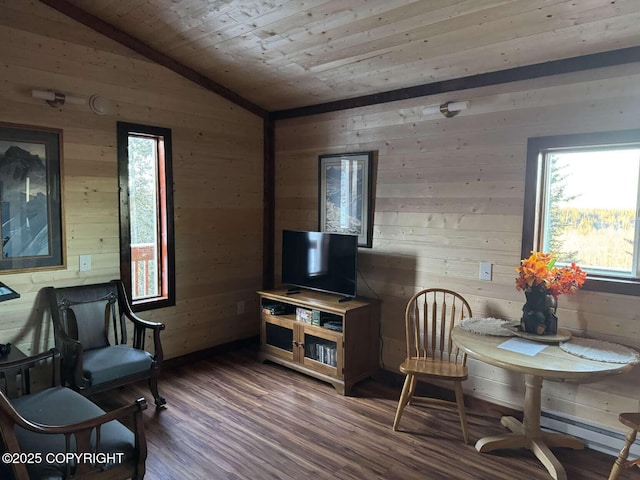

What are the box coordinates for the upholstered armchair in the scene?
[46,280,166,408]
[0,349,147,480]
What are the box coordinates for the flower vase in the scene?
[520,286,558,335]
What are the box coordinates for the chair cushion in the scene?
[67,300,111,351]
[8,386,135,479]
[83,344,153,386]
[54,283,120,351]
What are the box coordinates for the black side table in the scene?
[0,345,30,398]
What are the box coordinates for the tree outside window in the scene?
[523,130,640,296]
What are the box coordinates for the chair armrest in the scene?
[111,280,165,363]
[54,327,83,356]
[127,311,165,367]
[1,392,147,435]
[0,349,61,388]
[0,349,58,375]
[111,279,165,331]
[53,329,89,389]
[124,310,165,331]
[44,286,87,388]
[0,390,148,480]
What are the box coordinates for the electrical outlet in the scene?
[479,262,492,281]
[236,300,245,315]
[79,255,92,272]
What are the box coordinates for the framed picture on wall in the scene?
[0,123,64,272]
[318,151,374,248]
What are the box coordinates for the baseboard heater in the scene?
[540,410,639,458]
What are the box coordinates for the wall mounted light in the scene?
[32,89,86,107]
[88,94,112,115]
[422,101,469,118]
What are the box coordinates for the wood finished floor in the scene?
[92,348,631,480]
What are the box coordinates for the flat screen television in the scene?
[281,229,357,299]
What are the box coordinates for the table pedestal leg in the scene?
[474,375,584,480]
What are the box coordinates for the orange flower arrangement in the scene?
[515,251,587,298]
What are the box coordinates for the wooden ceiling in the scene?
[43,0,640,113]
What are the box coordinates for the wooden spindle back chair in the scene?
[392,288,472,443]
[608,412,640,480]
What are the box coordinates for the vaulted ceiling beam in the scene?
[38,0,268,119]
[271,45,640,120]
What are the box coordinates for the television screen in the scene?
[282,230,357,298]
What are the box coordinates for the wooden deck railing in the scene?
[131,243,156,299]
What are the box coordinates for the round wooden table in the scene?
[452,327,635,480]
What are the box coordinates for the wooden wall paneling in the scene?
[274,62,640,435]
[172,0,405,67]
[39,0,267,117]
[0,1,141,57]
[130,0,281,49]
[462,361,526,406]
[318,7,640,82]
[174,257,262,284]
[36,0,640,112]
[289,0,603,72]
[31,2,259,110]
[274,0,508,69]
[0,0,264,359]
[150,0,334,55]
[543,383,638,429]
[273,47,640,118]
[196,0,640,109]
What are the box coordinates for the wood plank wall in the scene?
[275,63,640,432]
[0,1,263,359]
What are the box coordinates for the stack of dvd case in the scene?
[307,341,337,367]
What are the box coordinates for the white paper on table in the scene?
[497,338,547,356]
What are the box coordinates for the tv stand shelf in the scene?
[257,288,380,395]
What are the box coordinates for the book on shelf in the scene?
[296,307,313,323]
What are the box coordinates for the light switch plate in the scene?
[79,255,91,272]
[236,300,245,315]
[479,262,492,281]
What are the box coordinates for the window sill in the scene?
[132,297,175,312]
[582,275,640,296]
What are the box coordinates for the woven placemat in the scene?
[459,317,517,337]
[560,337,640,364]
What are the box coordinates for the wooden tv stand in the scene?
[257,288,380,395]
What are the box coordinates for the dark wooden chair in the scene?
[46,280,166,408]
[0,349,147,480]
[392,288,472,443]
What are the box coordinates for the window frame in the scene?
[117,122,175,311]
[523,129,640,297]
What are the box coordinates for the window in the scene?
[117,122,175,310]
[523,130,640,296]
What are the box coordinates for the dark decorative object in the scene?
[521,286,558,335]
[515,251,586,336]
